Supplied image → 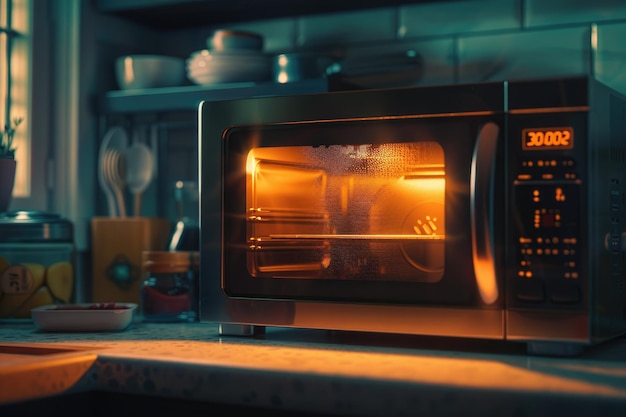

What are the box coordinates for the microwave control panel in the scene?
[509,125,584,310]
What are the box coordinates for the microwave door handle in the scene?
[470,122,500,305]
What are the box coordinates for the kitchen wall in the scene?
[161,0,626,94]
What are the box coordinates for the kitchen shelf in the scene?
[96,0,433,29]
[101,79,330,114]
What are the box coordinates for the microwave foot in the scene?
[219,323,265,337]
[526,341,584,356]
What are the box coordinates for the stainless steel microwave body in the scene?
[199,77,626,355]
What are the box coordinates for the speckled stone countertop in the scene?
[2,320,626,416]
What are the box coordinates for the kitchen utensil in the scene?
[104,148,127,218]
[98,126,128,217]
[125,142,154,217]
[115,55,185,90]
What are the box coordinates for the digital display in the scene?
[522,127,574,150]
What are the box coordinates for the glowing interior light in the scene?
[246,153,258,174]
[340,183,348,215]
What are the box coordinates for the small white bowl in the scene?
[115,55,185,90]
[32,303,137,332]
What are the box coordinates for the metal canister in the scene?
[0,210,74,319]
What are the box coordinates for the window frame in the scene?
[1,0,50,211]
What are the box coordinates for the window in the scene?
[1,0,30,198]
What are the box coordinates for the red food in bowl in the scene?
[52,303,131,310]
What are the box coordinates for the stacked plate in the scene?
[186,49,272,86]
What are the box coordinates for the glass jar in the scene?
[141,251,197,322]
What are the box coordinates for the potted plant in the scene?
[0,117,23,213]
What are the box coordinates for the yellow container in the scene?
[91,217,170,304]
[0,210,74,319]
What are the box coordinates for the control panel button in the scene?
[548,281,581,304]
[515,280,545,303]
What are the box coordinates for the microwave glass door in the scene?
[223,117,504,306]
[248,142,445,282]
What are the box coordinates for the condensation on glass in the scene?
[246,142,446,282]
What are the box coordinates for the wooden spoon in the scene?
[124,142,154,217]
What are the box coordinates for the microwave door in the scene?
[470,122,500,305]
[246,142,447,283]
[223,117,503,307]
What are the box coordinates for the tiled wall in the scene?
[174,0,626,94]
[114,0,626,223]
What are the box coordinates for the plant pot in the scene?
[0,158,16,213]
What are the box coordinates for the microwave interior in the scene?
[247,141,446,279]
[222,118,502,306]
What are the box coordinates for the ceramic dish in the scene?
[186,49,271,85]
[115,55,185,90]
[207,29,264,52]
[31,303,137,332]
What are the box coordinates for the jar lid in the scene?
[143,250,191,273]
[0,210,73,242]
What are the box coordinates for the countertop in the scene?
[2,320,626,416]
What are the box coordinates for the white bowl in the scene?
[115,55,185,90]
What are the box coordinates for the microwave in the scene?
[199,76,626,355]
